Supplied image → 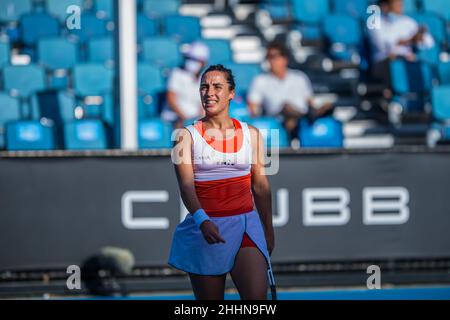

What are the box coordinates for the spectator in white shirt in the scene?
[368,0,435,87]
[247,42,333,139]
[161,42,209,128]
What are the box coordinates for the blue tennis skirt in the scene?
[168,210,271,276]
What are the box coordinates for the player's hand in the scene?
[200,220,226,244]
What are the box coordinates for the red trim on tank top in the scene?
[194,118,243,153]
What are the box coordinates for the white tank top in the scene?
[185,119,252,182]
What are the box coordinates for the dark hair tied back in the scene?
[201,64,236,91]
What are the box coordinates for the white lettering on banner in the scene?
[273,188,289,227]
[121,191,170,229]
[120,187,410,229]
[303,188,351,226]
[363,187,410,225]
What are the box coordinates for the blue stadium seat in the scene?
[5,120,55,151]
[331,0,369,19]
[38,37,78,70]
[390,60,433,95]
[94,0,114,20]
[81,94,114,125]
[138,63,165,95]
[438,62,450,85]
[390,59,433,112]
[225,63,261,97]
[324,14,362,45]
[202,39,233,65]
[411,13,447,47]
[432,85,450,122]
[101,94,114,126]
[138,63,165,118]
[37,37,78,89]
[292,25,323,41]
[137,14,158,42]
[260,2,291,20]
[19,13,60,46]
[87,37,114,64]
[138,93,159,119]
[291,0,330,41]
[403,0,419,14]
[0,38,10,67]
[163,15,201,44]
[247,117,290,148]
[324,14,361,61]
[56,91,78,122]
[0,93,20,125]
[417,45,441,65]
[69,13,108,43]
[229,97,251,121]
[422,0,450,21]
[64,119,107,150]
[299,117,343,148]
[28,90,77,121]
[430,85,450,142]
[292,0,330,24]
[49,74,69,90]
[0,93,21,149]
[142,36,181,68]
[143,0,179,18]
[73,63,114,96]
[138,118,173,149]
[0,0,32,23]
[4,65,46,97]
[46,0,84,22]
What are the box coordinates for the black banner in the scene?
[1,150,450,271]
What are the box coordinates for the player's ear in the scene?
[229,88,235,101]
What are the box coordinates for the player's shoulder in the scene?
[246,123,257,131]
[173,126,193,144]
[246,123,262,138]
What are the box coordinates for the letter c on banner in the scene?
[121,191,170,229]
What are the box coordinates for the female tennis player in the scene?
[168,64,275,300]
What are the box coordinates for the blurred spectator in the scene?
[368,0,434,86]
[161,41,209,128]
[247,42,333,140]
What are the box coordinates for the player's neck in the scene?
[202,113,234,130]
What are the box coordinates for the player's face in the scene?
[200,71,235,116]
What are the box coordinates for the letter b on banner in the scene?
[303,188,350,226]
[363,187,410,225]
